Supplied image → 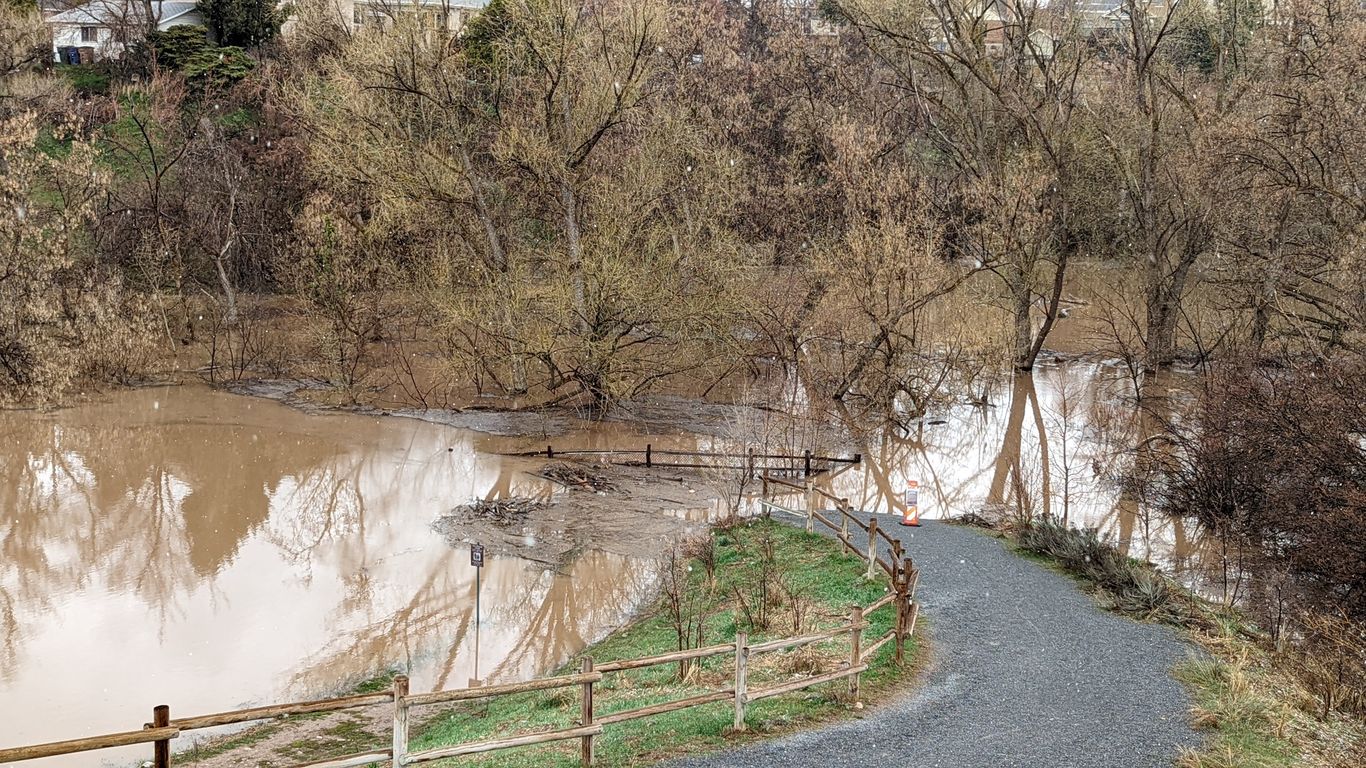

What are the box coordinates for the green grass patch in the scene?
[1174,652,1297,768]
[58,64,110,95]
[217,107,261,136]
[177,721,284,762]
[409,518,917,767]
[278,717,383,763]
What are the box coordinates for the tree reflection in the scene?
[0,387,666,748]
[803,365,1212,583]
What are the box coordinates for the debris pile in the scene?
[541,462,617,492]
[454,497,545,526]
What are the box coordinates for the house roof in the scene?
[354,0,491,7]
[47,1,199,26]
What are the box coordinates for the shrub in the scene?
[1018,518,1181,620]
[184,46,256,92]
[140,24,213,70]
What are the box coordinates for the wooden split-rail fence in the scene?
[760,474,918,587]
[0,474,921,768]
[513,445,861,477]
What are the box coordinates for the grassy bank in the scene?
[180,518,917,767]
[408,518,916,767]
[1003,518,1364,768]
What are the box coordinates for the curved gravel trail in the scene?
[672,516,1200,768]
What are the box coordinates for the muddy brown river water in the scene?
[1,364,1209,766]
[0,388,670,766]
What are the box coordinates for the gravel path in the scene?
[671,515,1200,768]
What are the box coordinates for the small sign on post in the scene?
[470,543,485,568]
[900,481,921,527]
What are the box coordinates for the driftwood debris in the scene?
[541,462,617,492]
[454,497,545,526]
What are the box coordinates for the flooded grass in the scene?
[409,518,918,767]
[176,722,286,763]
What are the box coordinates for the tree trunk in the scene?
[214,248,238,325]
[559,177,588,336]
[1143,288,1179,372]
[1010,266,1034,371]
[460,148,525,392]
[214,175,239,325]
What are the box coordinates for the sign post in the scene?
[470,543,485,686]
[471,542,485,615]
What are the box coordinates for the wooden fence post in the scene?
[392,675,409,767]
[838,499,850,554]
[803,480,814,534]
[894,568,908,666]
[580,658,595,767]
[901,555,919,659]
[546,445,554,459]
[152,705,169,768]
[645,444,652,468]
[803,450,812,476]
[733,633,748,731]
[848,607,863,703]
[865,518,878,580]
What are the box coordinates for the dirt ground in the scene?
[433,461,741,567]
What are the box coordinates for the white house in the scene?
[48,1,205,63]
[331,0,488,34]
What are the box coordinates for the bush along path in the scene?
[671,515,1200,768]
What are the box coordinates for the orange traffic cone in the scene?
[900,480,921,526]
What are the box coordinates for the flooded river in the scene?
[803,363,1210,585]
[0,388,660,766]
[1,363,1206,766]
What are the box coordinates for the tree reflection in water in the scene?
[0,367,1217,765]
[811,364,1211,579]
[0,387,656,766]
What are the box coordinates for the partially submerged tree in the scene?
[296,1,751,410]
[0,113,152,402]
[835,0,1093,372]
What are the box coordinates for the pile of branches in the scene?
[455,497,545,526]
[542,462,617,492]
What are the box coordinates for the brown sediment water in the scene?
[1,362,1214,766]
[0,387,666,767]
[772,363,1213,586]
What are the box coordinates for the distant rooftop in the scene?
[47,0,200,26]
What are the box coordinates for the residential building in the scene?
[46,0,204,62]
[331,0,488,34]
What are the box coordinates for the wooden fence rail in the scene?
[0,596,918,768]
[759,473,914,584]
[513,445,860,477]
[0,478,923,768]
